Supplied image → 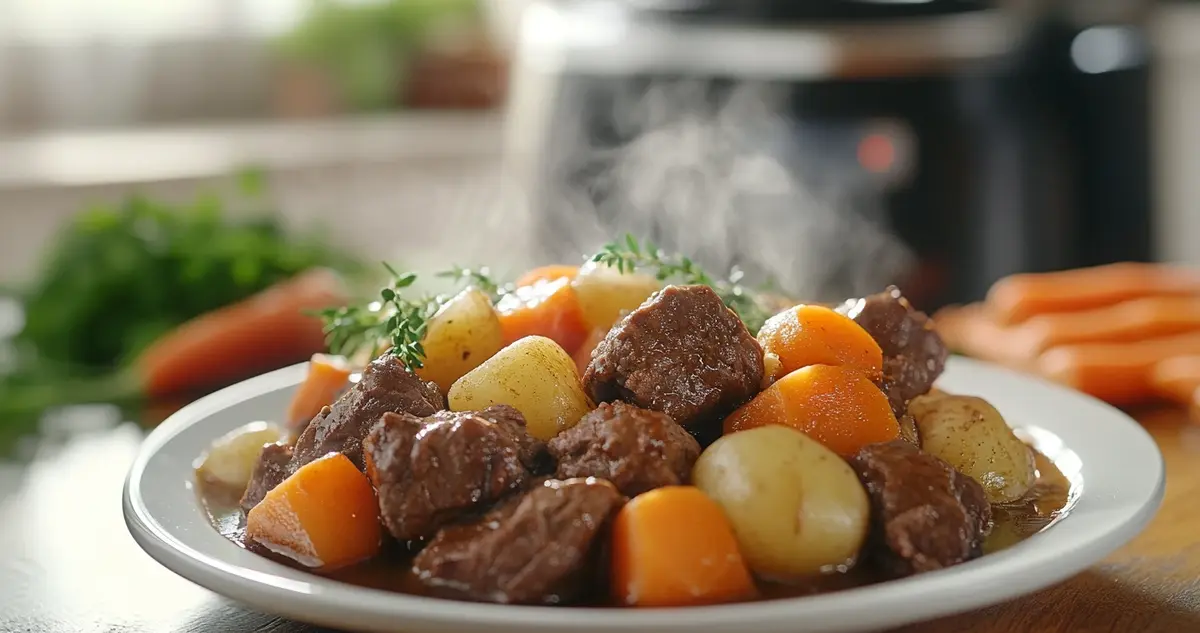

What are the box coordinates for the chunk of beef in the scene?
[838,287,948,418]
[364,410,530,542]
[240,355,446,514]
[292,355,445,470]
[548,402,700,497]
[849,440,992,576]
[477,404,552,474]
[238,442,293,513]
[583,285,764,440]
[412,478,624,605]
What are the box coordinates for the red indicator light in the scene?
[858,133,896,174]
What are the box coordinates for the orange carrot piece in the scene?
[1149,356,1200,405]
[986,262,1200,325]
[1038,331,1200,405]
[573,327,607,375]
[495,277,590,355]
[286,354,353,429]
[757,305,883,380]
[611,486,756,607]
[515,264,579,287]
[245,452,382,571]
[136,268,347,398]
[724,364,899,456]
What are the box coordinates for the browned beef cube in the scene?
[292,355,445,469]
[583,285,764,439]
[412,478,624,605]
[849,440,992,576]
[477,404,552,474]
[240,354,445,513]
[364,410,530,542]
[548,402,700,497]
[238,442,293,514]
[837,287,948,418]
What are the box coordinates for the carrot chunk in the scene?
[611,486,755,607]
[724,364,899,456]
[245,452,382,571]
[495,278,589,354]
[515,264,579,287]
[757,305,883,380]
[285,354,352,430]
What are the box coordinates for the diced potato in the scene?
[908,393,1037,504]
[571,260,662,330]
[195,421,285,491]
[246,452,382,570]
[416,288,505,392]
[692,425,869,580]
[447,335,593,440]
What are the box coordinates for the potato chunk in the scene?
[448,336,593,440]
[195,421,285,491]
[416,288,505,392]
[908,393,1036,504]
[693,425,869,580]
[571,261,661,330]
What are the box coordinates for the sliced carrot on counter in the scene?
[1150,356,1200,405]
[986,262,1200,325]
[495,277,590,355]
[246,452,382,571]
[757,305,883,380]
[1038,331,1200,406]
[611,486,756,607]
[286,354,353,429]
[724,364,899,456]
[515,264,579,287]
[137,268,347,398]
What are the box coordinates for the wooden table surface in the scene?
[0,405,1195,633]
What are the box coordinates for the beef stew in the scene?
[194,243,1080,609]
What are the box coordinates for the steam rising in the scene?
[419,80,913,302]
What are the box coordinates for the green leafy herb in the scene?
[319,261,518,367]
[16,173,360,370]
[591,235,773,334]
[434,265,508,301]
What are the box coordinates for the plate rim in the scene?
[123,357,1166,633]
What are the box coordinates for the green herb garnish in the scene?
[319,263,506,367]
[434,265,508,302]
[591,235,773,334]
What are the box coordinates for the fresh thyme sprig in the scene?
[434,265,509,301]
[591,234,773,334]
[318,262,510,367]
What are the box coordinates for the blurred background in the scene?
[1,0,1198,450]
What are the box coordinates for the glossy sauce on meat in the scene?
[197,430,1077,605]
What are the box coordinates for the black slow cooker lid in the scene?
[622,0,993,22]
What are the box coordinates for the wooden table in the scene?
[0,406,1195,633]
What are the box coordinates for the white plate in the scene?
[124,357,1165,633]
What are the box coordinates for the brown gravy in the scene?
[196,445,1075,605]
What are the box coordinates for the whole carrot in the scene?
[987,262,1200,325]
[1017,296,1200,355]
[1038,331,1200,406]
[137,268,347,398]
[1149,355,1200,405]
